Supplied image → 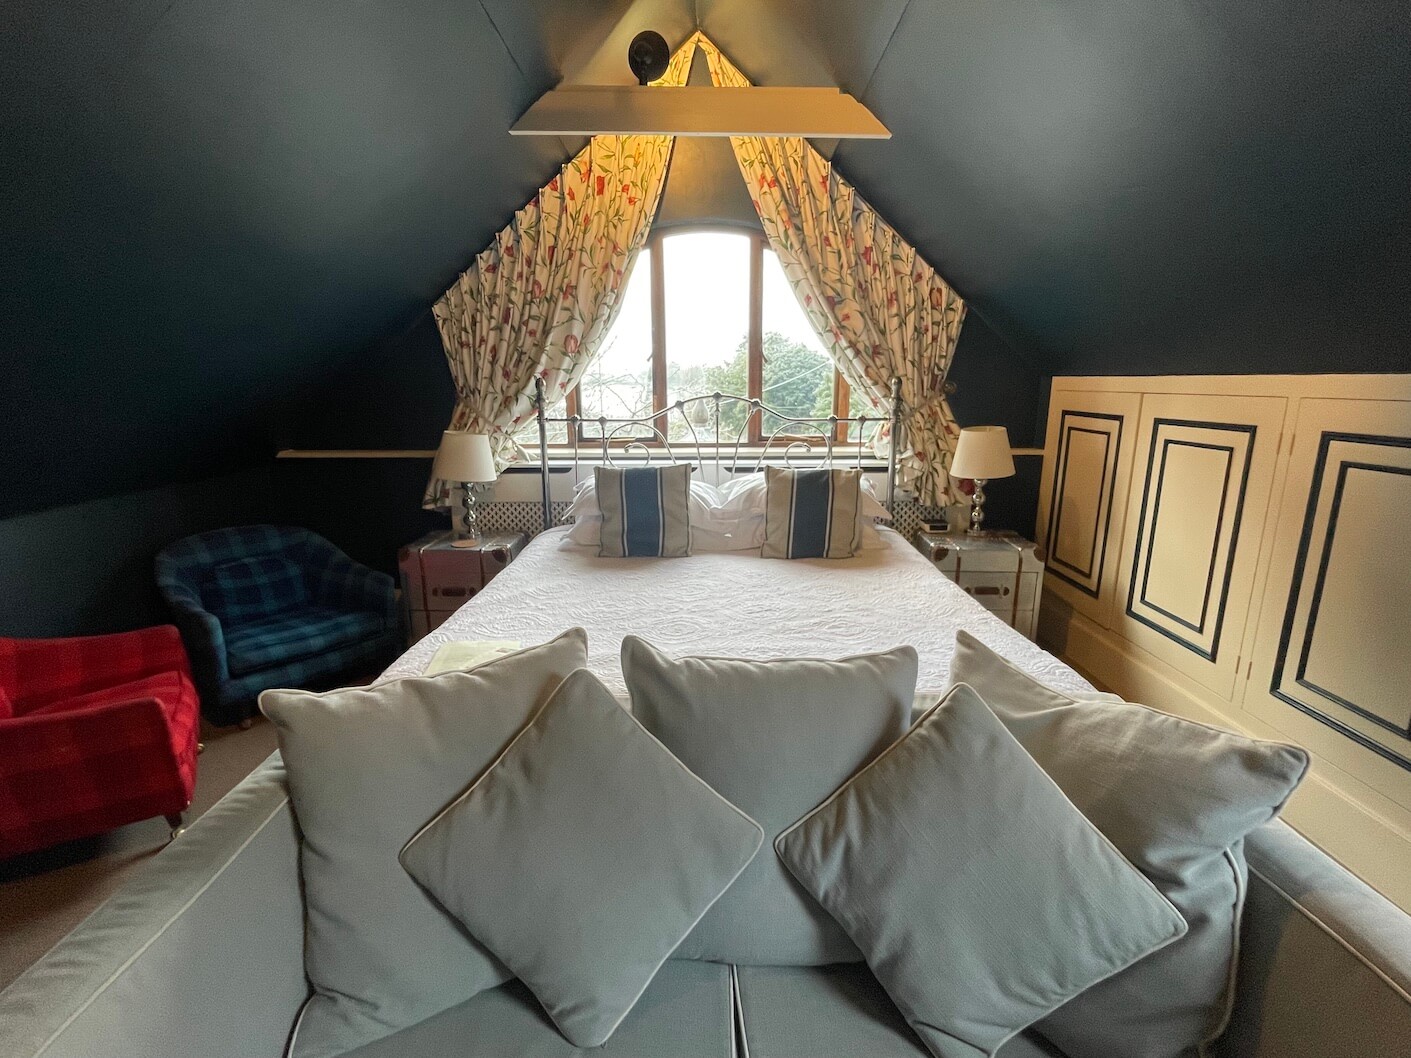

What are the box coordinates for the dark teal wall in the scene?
[0,0,591,634]
[0,461,444,638]
[0,0,593,524]
[947,317,1042,447]
[5,1,1408,637]
[0,469,281,638]
[706,1,1411,376]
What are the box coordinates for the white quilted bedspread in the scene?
[384,526,1094,702]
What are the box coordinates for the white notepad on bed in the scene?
[424,640,522,675]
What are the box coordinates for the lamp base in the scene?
[966,478,988,535]
[455,481,486,547]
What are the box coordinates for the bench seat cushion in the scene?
[20,669,192,717]
[733,964,1069,1058]
[621,636,916,965]
[225,607,384,676]
[338,961,736,1058]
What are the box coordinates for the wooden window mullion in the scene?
[833,372,851,442]
[650,235,667,416]
[747,235,764,443]
[566,386,582,445]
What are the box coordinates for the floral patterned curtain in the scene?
[423,45,695,508]
[699,38,966,508]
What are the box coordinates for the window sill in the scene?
[504,449,890,473]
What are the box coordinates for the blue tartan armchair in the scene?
[155,526,400,726]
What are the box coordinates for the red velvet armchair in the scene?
[0,625,201,859]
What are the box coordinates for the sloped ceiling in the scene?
[0,0,694,517]
[701,0,1411,373]
[3,0,1408,519]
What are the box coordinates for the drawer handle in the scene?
[967,586,1010,597]
[434,586,476,599]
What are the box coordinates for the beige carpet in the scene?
[0,717,280,992]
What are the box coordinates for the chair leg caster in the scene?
[238,718,253,731]
[166,813,186,841]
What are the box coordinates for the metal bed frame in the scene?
[533,376,904,533]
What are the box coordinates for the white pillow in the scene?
[563,521,760,552]
[718,472,889,549]
[567,474,724,520]
[565,474,757,550]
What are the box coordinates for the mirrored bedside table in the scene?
[915,530,1045,640]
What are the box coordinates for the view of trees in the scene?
[549,330,839,442]
[522,330,875,446]
[514,229,885,449]
[686,332,836,440]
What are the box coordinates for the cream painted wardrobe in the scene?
[1036,374,1411,910]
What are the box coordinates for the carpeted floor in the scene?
[0,717,280,992]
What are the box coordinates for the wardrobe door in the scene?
[1243,397,1411,903]
[1115,394,1288,701]
[1037,390,1142,627]
[1246,397,1411,778]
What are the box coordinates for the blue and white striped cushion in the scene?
[595,464,694,558]
[762,467,864,559]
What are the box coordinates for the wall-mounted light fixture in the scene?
[510,30,889,139]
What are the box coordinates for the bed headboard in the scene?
[532,377,904,533]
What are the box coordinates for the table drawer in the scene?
[426,581,478,606]
[955,570,1021,612]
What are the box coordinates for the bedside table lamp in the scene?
[950,426,1015,535]
[432,431,497,547]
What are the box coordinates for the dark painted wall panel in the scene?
[946,317,1042,448]
[0,460,443,638]
[287,315,455,452]
[266,460,446,585]
[0,468,284,638]
[975,454,1042,541]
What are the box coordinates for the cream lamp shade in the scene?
[432,432,497,484]
[950,426,1015,481]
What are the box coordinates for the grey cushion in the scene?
[261,628,589,1058]
[621,635,917,965]
[340,960,737,1058]
[399,669,763,1048]
[734,964,1073,1058]
[948,631,1309,1058]
[776,683,1188,1058]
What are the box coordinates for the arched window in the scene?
[524,228,873,448]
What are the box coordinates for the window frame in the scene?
[549,226,856,448]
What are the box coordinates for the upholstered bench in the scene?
[1,752,1408,1058]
